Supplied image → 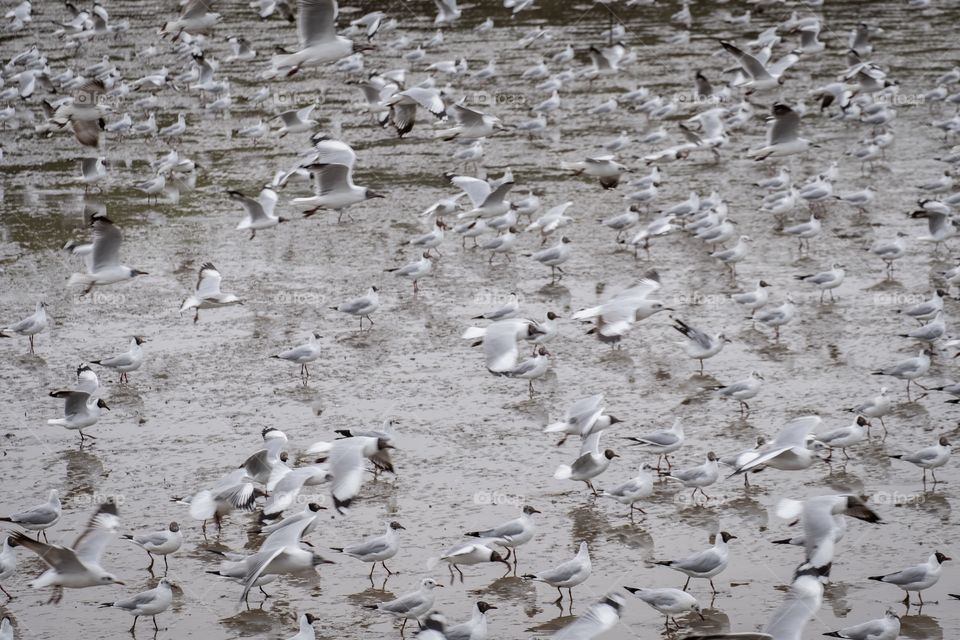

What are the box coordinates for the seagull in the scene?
[848,387,892,437]
[464,318,546,373]
[552,593,625,640]
[720,41,797,91]
[446,602,496,640]
[11,499,124,604]
[731,416,822,476]
[386,252,433,294]
[331,521,404,579]
[80,157,107,191]
[871,349,931,400]
[283,614,319,640]
[782,214,821,252]
[527,237,572,281]
[276,104,319,136]
[465,505,540,569]
[179,263,243,323]
[672,318,729,374]
[774,495,880,576]
[431,540,511,582]
[818,417,869,461]
[364,577,442,633]
[0,301,48,354]
[99,578,174,633]
[710,371,763,415]
[681,565,822,640]
[624,418,684,470]
[161,0,220,37]
[90,336,145,384]
[869,552,951,607]
[384,87,445,137]
[269,330,320,378]
[747,103,811,160]
[823,610,901,640]
[795,264,845,303]
[473,293,520,322]
[326,436,395,513]
[295,162,384,222]
[216,515,334,604]
[332,287,379,330]
[0,537,14,600]
[756,296,796,339]
[67,214,147,294]
[572,271,672,346]
[229,188,287,239]
[523,541,591,605]
[560,156,628,189]
[624,587,704,630]
[47,390,109,444]
[453,174,514,220]
[0,490,61,542]
[600,465,654,520]
[270,0,358,76]
[542,394,619,446]
[437,104,507,140]
[188,469,264,533]
[121,523,182,573]
[889,436,951,487]
[554,432,619,495]
[664,452,719,502]
[434,0,461,25]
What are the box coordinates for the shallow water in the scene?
[1,0,959,639]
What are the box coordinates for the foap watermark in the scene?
[871,491,927,507]
[463,91,527,108]
[873,292,927,307]
[673,291,725,307]
[473,490,524,507]
[673,92,726,107]
[70,492,126,507]
[274,291,325,305]
[74,290,127,306]
[472,290,524,307]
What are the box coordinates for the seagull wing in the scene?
[298,0,338,47]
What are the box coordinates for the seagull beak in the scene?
[113,579,126,585]
[367,190,386,199]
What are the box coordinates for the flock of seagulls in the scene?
[1,0,960,639]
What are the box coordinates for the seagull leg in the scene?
[152,616,159,631]
[710,579,718,594]
[369,563,376,580]
[0,584,12,600]
[455,565,465,583]
[258,586,270,598]
[130,616,138,634]
[683,576,690,591]
[163,555,169,574]
[146,551,155,573]
[382,561,395,575]
[554,587,564,604]
[193,309,199,324]
[502,547,512,561]
[29,335,35,353]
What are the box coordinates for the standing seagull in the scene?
[331,287,379,330]
[121,523,182,573]
[47,390,109,444]
[823,610,900,640]
[465,505,539,570]
[271,0,357,76]
[600,465,654,520]
[273,333,322,380]
[889,436,951,488]
[99,578,174,633]
[523,541,591,606]
[11,499,124,604]
[0,490,61,542]
[0,301,48,354]
[180,263,243,323]
[869,552,951,607]
[654,531,736,593]
[747,103,812,160]
[90,336,145,384]
[229,188,287,239]
[672,318,729,374]
[554,432,619,495]
[364,577,442,633]
[386,253,433,294]
[68,214,148,294]
[331,521,405,579]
